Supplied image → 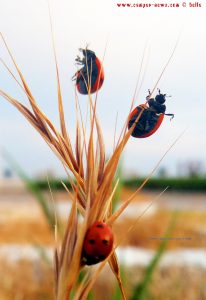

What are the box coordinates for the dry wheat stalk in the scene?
[0,28,180,299]
[0,31,135,299]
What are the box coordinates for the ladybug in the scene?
[82,221,114,265]
[128,89,174,138]
[73,48,104,95]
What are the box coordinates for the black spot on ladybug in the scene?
[102,239,109,245]
[89,239,95,244]
[96,224,104,228]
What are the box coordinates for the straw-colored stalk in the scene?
[0,31,179,300]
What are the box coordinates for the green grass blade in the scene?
[131,211,178,300]
[2,149,57,232]
[70,271,94,300]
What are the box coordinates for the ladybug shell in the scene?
[76,57,104,95]
[82,221,113,265]
[128,104,164,138]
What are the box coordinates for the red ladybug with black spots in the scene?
[82,221,114,265]
[73,48,104,95]
[128,89,174,138]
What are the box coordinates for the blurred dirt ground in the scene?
[1,188,206,249]
[1,188,206,299]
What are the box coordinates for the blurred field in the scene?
[1,185,206,299]
[1,188,206,248]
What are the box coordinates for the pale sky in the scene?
[0,0,206,177]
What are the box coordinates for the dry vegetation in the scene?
[1,255,206,300]
[1,189,206,249]
[0,10,205,299]
[1,187,206,300]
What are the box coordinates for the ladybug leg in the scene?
[75,56,84,65]
[72,69,81,81]
[164,113,174,120]
[71,73,76,81]
[146,89,151,101]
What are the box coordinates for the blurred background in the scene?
[0,0,206,299]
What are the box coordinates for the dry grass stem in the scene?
[0,28,179,299]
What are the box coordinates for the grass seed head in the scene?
[0,28,178,299]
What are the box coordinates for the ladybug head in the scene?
[80,48,96,61]
[155,91,166,104]
[75,48,96,66]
